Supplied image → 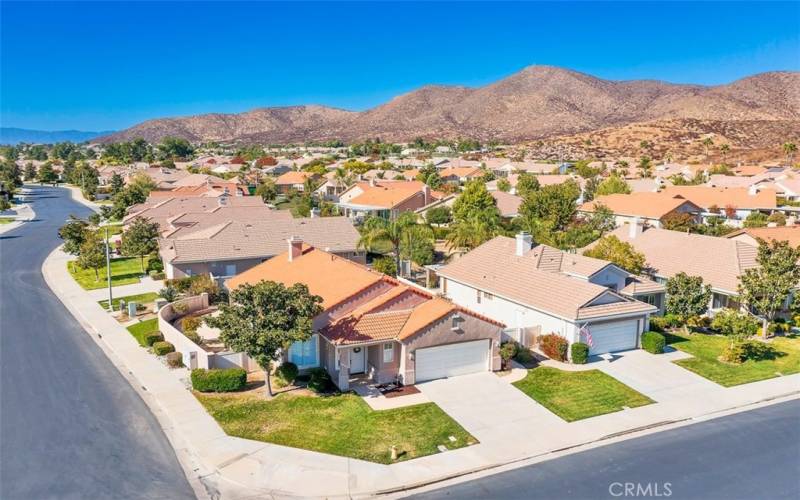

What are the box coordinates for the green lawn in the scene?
[666,332,800,387]
[67,256,149,290]
[513,367,654,422]
[126,318,158,346]
[196,392,475,464]
[0,217,13,225]
[98,292,159,310]
[95,224,123,237]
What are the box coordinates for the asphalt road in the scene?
[0,186,195,500]
[408,399,800,500]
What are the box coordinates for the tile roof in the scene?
[160,216,360,265]
[577,301,656,320]
[490,191,522,217]
[125,196,266,228]
[275,171,315,185]
[439,237,645,320]
[596,226,758,294]
[660,186,777,209]
[340,180,434,209]
[620,277,666,296]
[725,226,800,248]
[580,192,702,220]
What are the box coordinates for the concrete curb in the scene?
[41,245,800,499]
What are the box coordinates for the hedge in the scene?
[307,367,332,393]
[191,368,247,392]
[274,362,299,388]
[152,341,175,356]
[144,331,164,346]
[539,333,569,362]
[641,331,666,354]
[571,342,589,364]
[166,351,184,368]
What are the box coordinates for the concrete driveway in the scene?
[593,349,725,404]
[417,373,564,449]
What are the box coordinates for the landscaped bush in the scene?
[499,341,519,369]
[159,285,178,303]
[188,274,223,304]
[711,309,759,337]
[166,351,184,368]
[274,362,299,388]
[720,339,778,364]
[144,331,164,346]
[172,302,189,315]
[641,331,666,354]
[147,258,164,273]
[514,346,534,364]
[687,315,711,329]
[570,342,589,364]
[539,333,568,362]
[191,368,247,392]
[152,341,175,356]
[649,314,683,332]
[307,367,332,393]
[149,270,166,280]
[166,277,193,293]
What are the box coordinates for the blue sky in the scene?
[2,1,798,131]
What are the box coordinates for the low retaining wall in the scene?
[158,293,256,371]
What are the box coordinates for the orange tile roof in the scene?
[726,226,800,248]
[661,186,777,209]
[275,171,314,185]
[580,192,702,220]
[344,180,431,208]
[438,167,483,178]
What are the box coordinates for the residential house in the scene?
[725,226,800,248]
[159,216,363,280]
[275,171,318,194]
[579,192,703,228]
[124,195,266,231]
[660,186,777,225]
[226,242,504,390]
[336,180,439,220]
[438,166,484,184]
[593,224,759,311]
[438,234,658,356]
[490,191,523,219]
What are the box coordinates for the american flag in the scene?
[580,323,593,347]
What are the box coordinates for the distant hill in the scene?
[97,66,800,146]
[0,128,113,145]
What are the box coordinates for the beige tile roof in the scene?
[577,301,656,320]
[580,192,702,220]
[161,216,360,265]
[597,226,758,294]
[125,196,266,228]
[439,237,642,320]
[661,186,777,209]
[490,191,523,217]
[725,226,800,248]
[341,180,433,209]
[620,277,666,296]
[162,206,291,237]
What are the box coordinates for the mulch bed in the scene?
[383,385,420,398]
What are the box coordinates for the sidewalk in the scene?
[86,275,165,301]
[0,188,35,235]
[43,245,800,498]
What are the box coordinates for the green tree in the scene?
[519,179,580,231]
[743,211,768,228]
[595,175,631,196]
[583,235,646,274]
[37,162,58,184]
[711,308,759,337]
[738,239,800,335]
[23,162,36,181]
[660,212,697,232]
[446,216,500,251]
[452,180,499,223]
[77,231,106,281]
[719,143,731,161]
[110,173,156,219]
[120,217,160,272]
[425,205,452,225]
[357,212,427,275]
[782,142,796,165]
[496,178,511,192]
[515,172,540,198]
[157,137,194,160]
[206,281,323,397]
[256,178,277,202]
[637,156,653,178]
[665,272,712,327]
[110,172,125,195]
[701,137,714,160]
[767,212,787,226]
[372,256,397,275]
[58,216,90,255]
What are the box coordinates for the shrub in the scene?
[514,346,534,364]
[274,362,299,388]
[159,285,178,303]
[371,256,397,276]
[166,351,184,368]
[182,315,202,334]
[188,274,222,303]
[144,331,164,346]
[499,342,519,369]
[570,342,589,364]
[152,341,175,355]
[711,309,759,337]
[172,302,189,315]
[149,270,166,280]
[686,315,711,329]
[539,333,568,362]
[641,331,666,354]
[307,367,332,393]
[191,368,247,392]
[649,314,682,332]
[147,258,164,273]
[165,277,193,293]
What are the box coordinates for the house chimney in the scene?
[515,232,533,256]
[288,236,303,262]
[629,217,641,239]
[422,184,431,204]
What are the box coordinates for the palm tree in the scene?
[446,217,499,252]
[719,143,730,162]
[638,157,653,179]
[357,212,423,275]
[783,142,797,166]
[701,137,714,162]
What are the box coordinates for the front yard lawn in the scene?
[196,392,475,464]
[513,367,653,422]
[126,318,158,346]
[67,256,149,290]
[666,332,800,387]
[98,292,159,310]
[0,217,13,225]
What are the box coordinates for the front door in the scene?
[350,346,366,374]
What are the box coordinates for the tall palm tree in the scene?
[446,217,499,252]
[357,213,423,275]
[701,137,714,162]
[719,143,730,162]
[783,142,797,166]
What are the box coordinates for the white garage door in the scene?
[415,340,489,382]
[588,320,639,355]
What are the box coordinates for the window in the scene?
[288,335,318,368]
[442,278,447,294]
[640,294,657,306]
[484,291,494,301]
[383,343,394,363]
[477,289,481,304]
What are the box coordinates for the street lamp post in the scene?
[105,226,113,312]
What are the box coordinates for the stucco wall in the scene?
[366,341,401,384]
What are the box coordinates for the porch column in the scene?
[337,347,350,391]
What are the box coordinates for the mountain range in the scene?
[0,127,113,145]
[95,66,800,147]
